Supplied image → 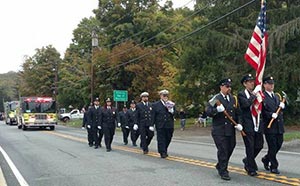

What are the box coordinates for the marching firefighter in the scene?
[261,76,285,174]
[206,78,243,181]
[119,105,130,145]
[152,89,176,158]
[136,92,154,154]
[127,100,140,146]
[101,98,120,152]
[238,74,264,176]
[87,98,103,149]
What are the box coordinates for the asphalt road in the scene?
[0,121,299,186]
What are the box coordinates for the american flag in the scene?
[244,0,267,121]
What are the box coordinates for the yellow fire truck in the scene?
[4,101,20,125]
[18,97,57,130]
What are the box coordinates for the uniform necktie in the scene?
[224,96,229,103]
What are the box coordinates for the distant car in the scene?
[59,109,84,122]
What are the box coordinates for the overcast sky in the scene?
[0,0,195,74]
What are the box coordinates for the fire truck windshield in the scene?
[9,102,19,111]
[22,100,56,113]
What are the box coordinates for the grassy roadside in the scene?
[59,119,300,142]
[59,118,210,129]
[284,131,300,141]
[59,119,83,128]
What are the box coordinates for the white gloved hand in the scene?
[256,92,263,103]
[133,124,138,130]
[272,113,278,119]
[81,127,85,130]
[168,108,174,114]
[149,126,155,131]
[253,85,261,94]
[97,126,101,130]
[216,104,225,112]
[234,124,243,131]
[125,126,129,129]
[279,102,285,109]
[87,125,91,129]
[117,123,121,127]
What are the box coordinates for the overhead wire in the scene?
[98,0,256,73]
[101,0,196,49]
[105,0,213,59]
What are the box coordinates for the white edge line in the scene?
[0,146,29,186]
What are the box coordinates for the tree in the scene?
[19,45,62,97]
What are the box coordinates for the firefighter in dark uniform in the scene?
[136,92,154,154]
[206,78,243,181]
[152,89,176,158]
[238,74,264,176]
[261,76,285,174]
[127,100,139,146]
[82,106,88,129]
[101,98,120,152]
[87,98,103,149]
[119,106,130,145]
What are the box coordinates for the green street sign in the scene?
[113,90,128,102]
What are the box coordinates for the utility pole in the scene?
[91,29,98,103]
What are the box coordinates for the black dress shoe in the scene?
[160,153,167,158]
[261,157,270,171]
[124,142,128,145]
[106,148,111,152]
[89,144,93,147]
[94,145,98,149]
[270,169,280,174]
[242,158,249,172]
[221,174,231,181]
[248,171,258,176]
[132,143,137,147]
[143,150,148,154]
[99,144,102,148]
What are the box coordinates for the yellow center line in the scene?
[44,131,300,186]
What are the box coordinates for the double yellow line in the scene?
[45,131,300,186]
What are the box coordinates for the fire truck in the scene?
[4,101,20,125]
[18,97,57,130]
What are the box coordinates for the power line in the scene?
[99,0,256,73]
[101,0,196,49]
[105,0,215,60]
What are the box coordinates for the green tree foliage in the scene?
[0,72,19,112]
[19,45,62,97]
[177,0,300,120]
[95,41,164,102]
[16,0,300,124]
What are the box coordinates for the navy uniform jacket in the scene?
[206,93,238,136]
[262,91,284,134]
[88,106,102,128]
[127,108,137,127]
[101,106,120,128]
[119,111,128,127]
[136,102,153,127]
[238,90,263,133]
[82,111,88,127]
[152,100,175,129]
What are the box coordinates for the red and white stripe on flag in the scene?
[244,0,267,117]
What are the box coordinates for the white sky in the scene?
[0,0,194,74]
